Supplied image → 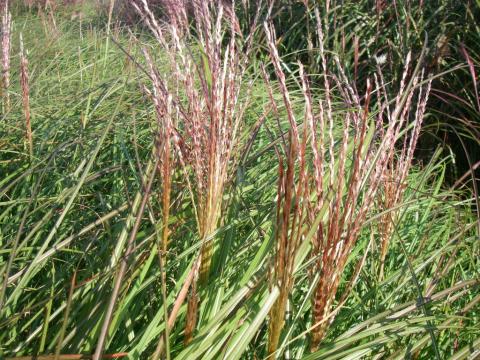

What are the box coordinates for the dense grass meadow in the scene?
[0,0,479,359]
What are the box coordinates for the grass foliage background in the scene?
[0,1,479,359]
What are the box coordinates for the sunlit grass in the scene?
[0,2,478,360]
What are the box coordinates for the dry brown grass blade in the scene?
[6,355,128,360]
[267,130,303,355]
[151,257,201,359]
[264,25,311,355]
[184,279,199,345]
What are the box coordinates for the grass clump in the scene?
[0,1,479,359]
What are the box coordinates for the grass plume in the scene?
[134,0,256,347]
[264,10,433,352]
[1,0,11,112]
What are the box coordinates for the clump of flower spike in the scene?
[134,0,257,348]
[375,56,431,280]
[264,7,432,354]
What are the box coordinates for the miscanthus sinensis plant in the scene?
[1,1,478,360]
[263,8,432,353]
[1,0,11,112]
[133,0,258,350]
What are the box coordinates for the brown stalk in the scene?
[267,131,302,355]
[184,275,198,345]
[264,24,310,355]
[6,355,128,360]
[151,257,201,358]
